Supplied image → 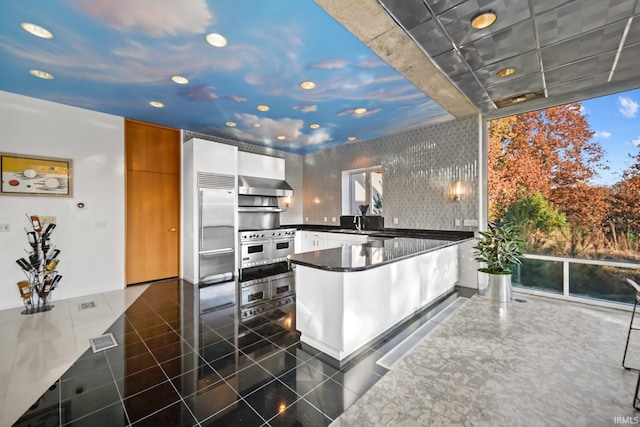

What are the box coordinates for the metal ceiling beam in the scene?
[313,0,478,119]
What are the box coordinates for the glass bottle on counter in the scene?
[17,281,31,299]
[30,215,42,233]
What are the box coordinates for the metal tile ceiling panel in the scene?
[381,0,432,29]
[437,0,531,46]
[547,71,610,96]
[536,0,635,47]
[623,18,640,46]
[531,0,575,15]
[544,51,617,86]
[611,64,640,85]
[379,0,640,116]
[432,49,470,77]
[449,72,493,105]
[540,20,627,69]
[616,42,640,69]
[459,20,537,69]
[485,73,545,100]
[427,0,468,16]
[473,50,540,85]
[409,18,453,57]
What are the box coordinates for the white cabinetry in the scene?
[298,231,327,253]
[295,231,368,254]
[325,233,368,249]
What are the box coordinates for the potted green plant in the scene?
[473,222,524,302]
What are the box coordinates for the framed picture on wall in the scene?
[0,152,73,197]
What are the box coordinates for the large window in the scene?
[342,167,383,216]
[487,88,640,305]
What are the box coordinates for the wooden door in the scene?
[125,119,180,285]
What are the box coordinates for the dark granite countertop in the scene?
[288,236,474,272]
[282,224,474,241]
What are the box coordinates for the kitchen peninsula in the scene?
[289,233,472,362]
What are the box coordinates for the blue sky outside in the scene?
[581,88,640,186]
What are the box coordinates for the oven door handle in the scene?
[238,207,283,213]
[200,248,234,256]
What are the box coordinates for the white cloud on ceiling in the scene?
[227,113,332,147]
[75,0,213,36]
[357,56,386,69]
[307,59,350,69]
[178,85,218,101]
[619,96,639,118]
[225,95,249,103]
[293,104,318,113]
[594,131,611,138]
[336,107,382,117]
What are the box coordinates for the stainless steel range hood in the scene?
[238,175,293,197]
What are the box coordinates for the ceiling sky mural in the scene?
[0,0,454,154]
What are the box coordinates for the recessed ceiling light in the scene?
[347,136,357,141]
[205,33,227,47]
[496,67,516,77]
[149,101,164,108]
[257,105,270,112]
[171,75,189,85]
[300,81,316,90]
[21,22,54,39]
[226,121,237,127]
[471,11,497,29]
[29,69,53,80]
[276,135,286,140]
[354,107,367,114]
[309,123,320,129]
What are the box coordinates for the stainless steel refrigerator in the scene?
[199,187,235,283]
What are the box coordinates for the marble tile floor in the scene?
[0,284,149,427]
[333,294,640,426]
[9,278,457,426]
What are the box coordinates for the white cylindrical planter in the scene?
[477,271,512,303]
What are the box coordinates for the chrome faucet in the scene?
[353,214,362,231]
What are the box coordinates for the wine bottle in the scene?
[27,231,37,246]
[41,278,52,298]
[30,215,42,232]
[45,259,59,274]
[50,275,62,290]
[17,281,31,299]
[29,254,41,270]
[42,223,56,237]
[46,248,60,263]
[16,258,33,271]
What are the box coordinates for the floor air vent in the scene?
[89,333,118,353]
[78,301,96,311]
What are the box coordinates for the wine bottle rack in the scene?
[15,215,62,315]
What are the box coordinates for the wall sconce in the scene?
[283,196,291,207]
[313,196,321,204]
[452,181,462,202]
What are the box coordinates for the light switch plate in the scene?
[331,217,336,222]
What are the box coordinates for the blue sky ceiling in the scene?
[0,0,455,154]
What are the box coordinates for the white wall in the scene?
[0,91,125,310]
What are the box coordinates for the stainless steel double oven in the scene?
[238,228,295,318]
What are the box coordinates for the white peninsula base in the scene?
[295,244,459,361]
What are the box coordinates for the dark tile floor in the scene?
[15,278,444,427]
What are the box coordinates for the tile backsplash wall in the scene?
[182,131,304,225]
[303,115,480,231]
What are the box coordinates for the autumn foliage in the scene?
[488,103,640,261]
